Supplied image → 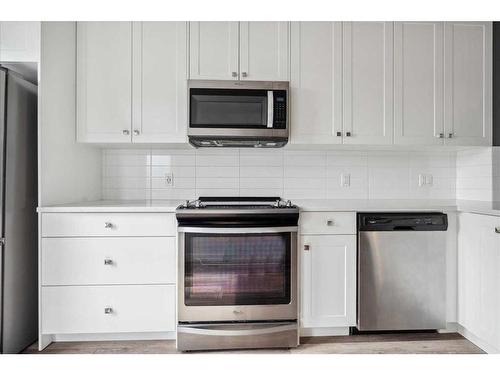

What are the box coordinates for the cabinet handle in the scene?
[495,227,500,234]
[326,219,334,226]
[104,258,113,266]
[231,72,238,78]
[304,244,310,251]
[345,132,351,137]
[122,129,130,135]
[336,131,342,137]
[104,307,113,315]
[133,129,140,136]
[104,222,113,229]
[241,72,248,78]
[436,133,444,139]
[448,133,454,138]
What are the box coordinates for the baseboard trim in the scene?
[50,331,176,343]
[438,322,459,333]
[300,327,350,337]
[457,324,499,354]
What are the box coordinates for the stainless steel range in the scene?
[176,197,299,351]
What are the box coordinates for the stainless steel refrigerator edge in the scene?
[0,67,38,353]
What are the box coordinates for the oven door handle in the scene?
[177,323,297,337]
[178,226,298,234]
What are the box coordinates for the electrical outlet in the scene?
[425,174,433,186]
[418,174,425,187]
[341,173,351,188]
[165,172,174,187]
[418,173,433,187]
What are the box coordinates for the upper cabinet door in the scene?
[239,22,290,81]
[343,22,394,145]
[290,22,342,144]
[189,22,239,80]
[394,22,444,145]
[444,22,492,146]
[0,21,40,62]
[77,22,132,143]
[132,22,188,143]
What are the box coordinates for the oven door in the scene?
[178,226,297,323]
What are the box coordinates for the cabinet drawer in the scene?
[41,213,176,237]
[299,212,356,235]
[42,285,175,334]
[42,237,176,286]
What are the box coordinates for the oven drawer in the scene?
[41,237,176,286]
[177,322,298,351]
[41,285,175,334]
[299,212,356,235]
[41,213,176,237]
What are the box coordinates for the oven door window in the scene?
[184,233,291,306]
[190,89,268,128]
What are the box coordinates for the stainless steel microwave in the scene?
[187,80,289,148]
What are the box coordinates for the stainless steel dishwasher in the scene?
[357,212,448,331]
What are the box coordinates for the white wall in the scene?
[102,148,456,201]
[39,22,101,205]
[456,147,500,201]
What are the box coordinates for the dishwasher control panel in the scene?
[358,212,448,231]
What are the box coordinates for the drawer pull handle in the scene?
[104,307,113,314]
[304,244,310,251]
[104,222,113,229]
[495,227,500,234]
[104,259,114,266]
[326,220,334,226]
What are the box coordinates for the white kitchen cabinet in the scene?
[0,21,40,62]
[394,22,444,145]
[189,21,289,81]
[42,237,176,286]
[189,22,239,80]
[458,213,500,353]
[444,22,492,146]
[300,235,356,328]
[290,22,342,144]
[239,22,290,81]
[342,22,394,145]
[42,285,176,334]
[77,22,133,143]
[132,22,188,143]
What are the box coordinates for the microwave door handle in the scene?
[267,91,274,128]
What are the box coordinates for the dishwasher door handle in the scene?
[392,226,416,231]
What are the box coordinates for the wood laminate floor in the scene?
[22,332,484,354]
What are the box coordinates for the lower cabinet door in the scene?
[300,235,356,328]
[42,285,176,334]
[458,213,500,351]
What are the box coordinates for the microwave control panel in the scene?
[273,90,287,129]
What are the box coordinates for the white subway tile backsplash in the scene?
[196,166,239,178]
[196,177,239,189]
[240,166,283,178]
[284,166,325,178]
[195,188,239,197]
[151,166,196,178]
[240,178,282,189]
[102,148,458,201]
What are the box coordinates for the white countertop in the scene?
[37,199,500,216]
[37,200,182,213]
